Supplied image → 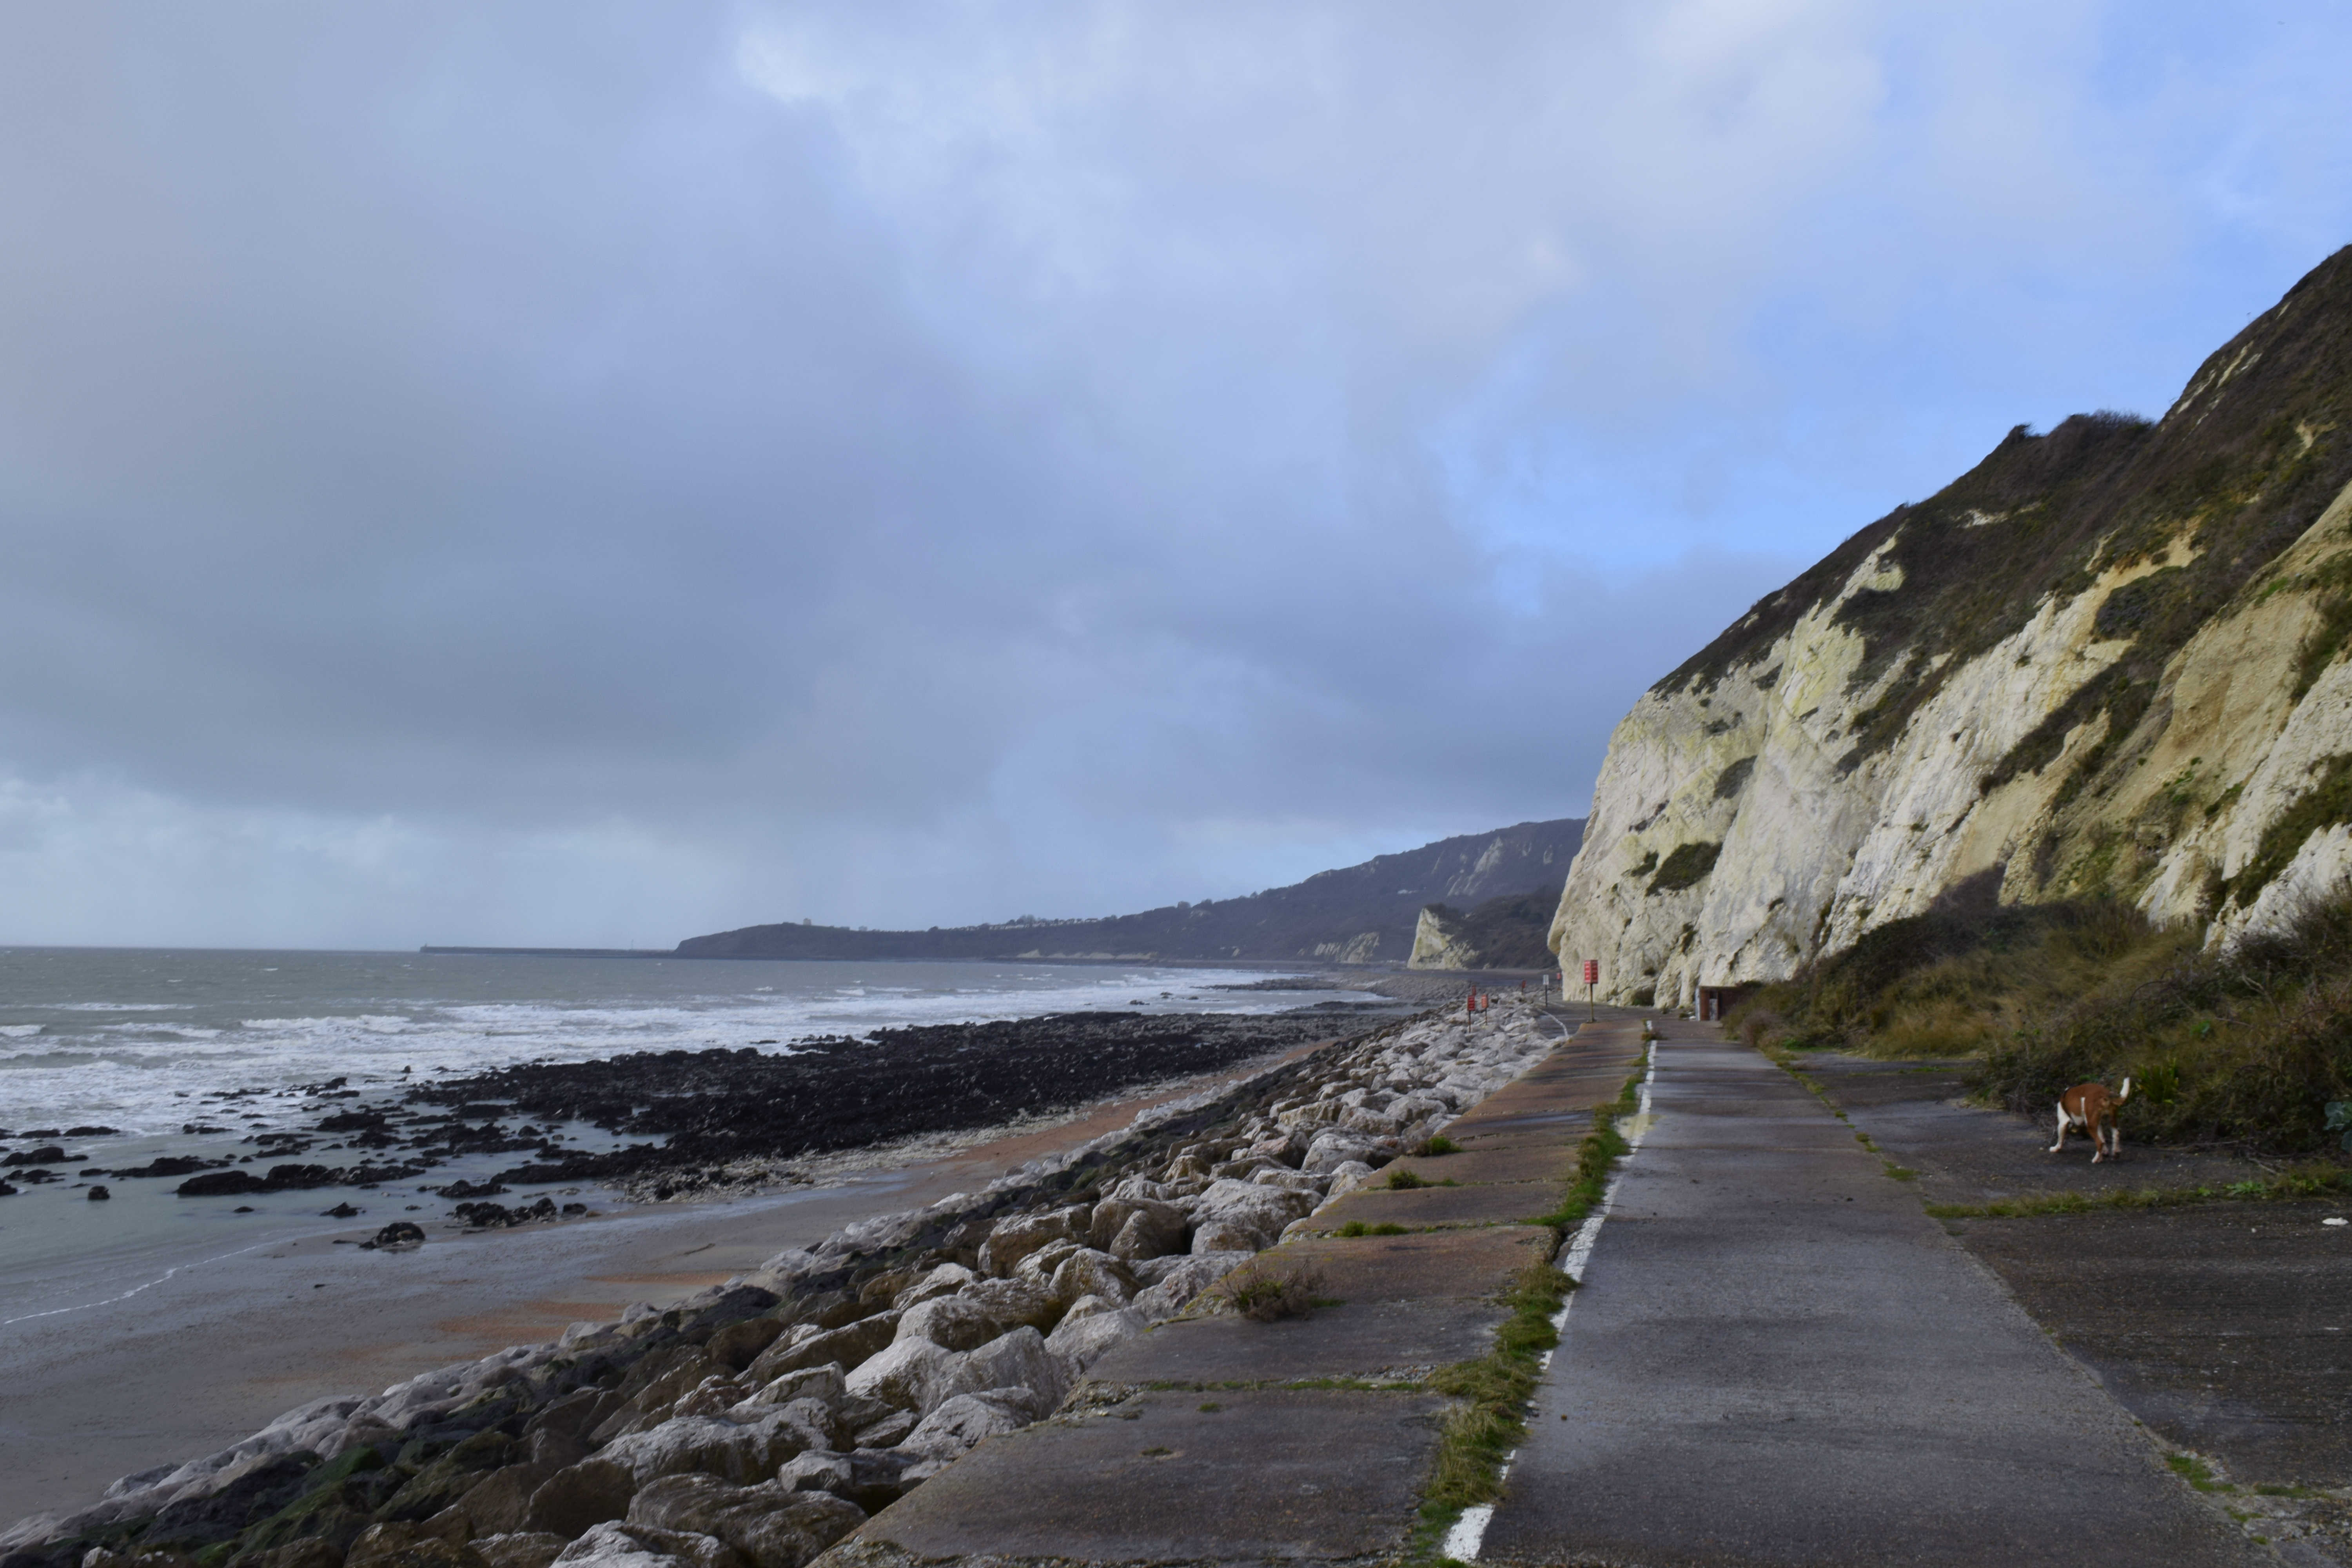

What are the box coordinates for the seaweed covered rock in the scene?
[521,1462,636,1541]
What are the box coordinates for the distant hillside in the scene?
[678,818,1584,964]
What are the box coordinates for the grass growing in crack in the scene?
[1414,1133,1463,1156]
[1764,1048,1924,1187]
[1335,1220,1410,1237]
[1210,1261,1327,1321]
[2167,1453,2230,1493]
[1926,1162,2352,1218]
[1420,1263,1573,1512]
[1408,1048,1650,1563]
[1526,1053,1648,1235]
[1385,1168,1457,1190]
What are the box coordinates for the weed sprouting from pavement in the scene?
[1212,1261,1326,1322]
[2167,1453,2231,1493]
[1335,1220,1410,1237]
[1411,1046,1650,1563]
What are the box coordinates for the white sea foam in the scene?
[0,951,1358,1147]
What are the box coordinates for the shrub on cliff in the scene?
[1731,885,2185,1060]
[1733,880,2352,1154]
[1978,889,2352,1152]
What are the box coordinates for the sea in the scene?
[0,947,1363,1319]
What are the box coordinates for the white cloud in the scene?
[0,1,2349,944]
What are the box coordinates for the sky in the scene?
[2,1,2350,949]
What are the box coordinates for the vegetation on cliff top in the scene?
[1663,246,2352,708]
[1729,878,2352,1154]
[1650,247,2352,926]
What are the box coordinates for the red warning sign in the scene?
[1581,959,1599,986]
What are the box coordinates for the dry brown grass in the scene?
[1733,884,2352,1154]
[1210,1261,1325,1322]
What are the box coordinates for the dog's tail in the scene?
[2118,1076,2132,1104]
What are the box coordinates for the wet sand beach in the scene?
[0,1038,1333,1530]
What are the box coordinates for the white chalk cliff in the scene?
[1408,905,1479,970]
[1552,247,2352,1005]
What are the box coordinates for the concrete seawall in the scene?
[815,1013,1646,1568]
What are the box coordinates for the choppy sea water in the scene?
[0,948,1360,1314]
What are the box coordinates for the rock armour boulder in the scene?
[597,1405,831,1487]
[624,1476,863,1568]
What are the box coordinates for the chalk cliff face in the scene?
[1410,906,1481,969]
[1408,891,1561,971]
[1552,247,2352,1006]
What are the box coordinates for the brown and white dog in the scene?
[2049,1078,2132,1162]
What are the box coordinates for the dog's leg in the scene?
[2050,1106,2069,1155]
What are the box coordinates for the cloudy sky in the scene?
[2,2,2349,948]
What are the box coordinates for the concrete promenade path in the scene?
[824,1005,1646,1568]
[1482,1026,2269,1568]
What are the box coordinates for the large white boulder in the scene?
[975,1206,1090,1277]
[890,1263,975,1310]
[626,1474,865,1568]
[844,1338,962,1414]
[1184,1178,1312,1250]
[1046,1248,1136,1306]
[1302,1131,1386,1174]
[597,1403,831,1485]
[1130,1252,1252,1320]
[898,1389,1047,1464]
[893,1296,1012,1353]
[1044,1305,1146,1371]
[551,1521,713,1568]
[949,1327,1072,1412]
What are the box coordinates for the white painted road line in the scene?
[1455,1041,1657,1561]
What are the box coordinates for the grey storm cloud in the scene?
[1,1,2348,946]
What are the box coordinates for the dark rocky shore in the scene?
[428,1006,1382,1195]
[38,1008,1390,1220]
